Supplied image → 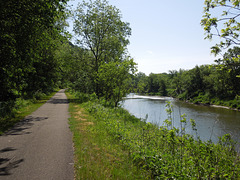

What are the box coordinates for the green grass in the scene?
[67,91,240,179]
[0,91,58,135]
[66,92,151,180]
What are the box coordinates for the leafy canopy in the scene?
[0,0,69,101]
[74,0,131,63]
[201,0,240,54]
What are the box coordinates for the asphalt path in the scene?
[0,89,74,180]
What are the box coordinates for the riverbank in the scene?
[177,92,240,111]
[67,91,240,179]
[185,100,240,112]
[137,92,240,111]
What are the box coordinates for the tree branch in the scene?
[218,13,240,22]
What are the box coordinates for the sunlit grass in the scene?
[67,92,150,179]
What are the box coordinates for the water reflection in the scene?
[122,94,240,148]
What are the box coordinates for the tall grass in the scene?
[75,96,240,179]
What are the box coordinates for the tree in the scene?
[74,0,131,97]
[0,0,69,101]
[190,66,204,93]
[169,69,186,96]
[159,79,167,96]
[73,0,135,105]
[55,41,96,93]
[215,47,240,97]
[134,72,148,93]
[98,58,136,106]
[147,73,161,93]
[201,0,240,55]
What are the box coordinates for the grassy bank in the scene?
[67,91,240,179]
[0,91,58,134]
[66,92,150,179]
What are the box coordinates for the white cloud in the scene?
[146,50,153,55]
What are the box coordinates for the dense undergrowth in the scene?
[0,90,58,134]
[69,90,240,179]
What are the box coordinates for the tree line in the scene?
[133,47,240,109]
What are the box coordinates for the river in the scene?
[122,94,240,148]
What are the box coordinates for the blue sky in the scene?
[67,0,219,75]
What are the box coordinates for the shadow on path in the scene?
[0,148,16,153]
[48,98,69,104]
[0,158,24,176]
[0,147,24,176]
[4,116,48,136]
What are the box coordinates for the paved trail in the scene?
[0,89,74,180]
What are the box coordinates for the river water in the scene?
[122,94,240,147]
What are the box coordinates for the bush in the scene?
[191,93,211,105]
[33,91,46,100]
[177,91,188,100]
[0,101,15,118]
[70,89,98,104]
[228,99,240,109]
